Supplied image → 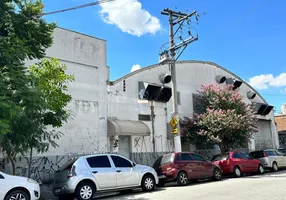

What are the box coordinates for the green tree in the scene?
[0,0,58,174]
[0,0,55,134]
[26,58,74,177]
[196,84,258,153]
[1,58,74,175]
[28,58,75,149]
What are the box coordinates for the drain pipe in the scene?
[150,101,156,154]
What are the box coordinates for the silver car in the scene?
[52,154,159,200]
[249,149,286,171]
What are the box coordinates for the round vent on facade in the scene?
[215,75,226,84]
[247,91,256,99]
[159,74,172,84]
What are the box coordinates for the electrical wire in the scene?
[40,0,116,16]
[219,0,270,32]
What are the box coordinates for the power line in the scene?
[40,0,116,16]
[220,0,270,32]
[230,0,269,24]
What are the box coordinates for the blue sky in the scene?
[42,0,286,113]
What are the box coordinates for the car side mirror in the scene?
[133,162,136,167]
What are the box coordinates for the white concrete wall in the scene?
[108,61,279,154]
[46,28,108,156]
[21,28,108,156]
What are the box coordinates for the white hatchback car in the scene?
[0,171,40,200]
[52,154,159,200]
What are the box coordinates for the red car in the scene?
[211,151,264,177]
[152,152,223,186]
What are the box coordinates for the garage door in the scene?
[254,120,273,149]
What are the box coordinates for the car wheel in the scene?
[177,171,188,186]
[272,162,278,172]
[5,190,30,200]
[233,166,242,178]
[75,182,95,200]
[141,174,156,192]
[213,168,223,181]
[257,164,264,174]
[157,179,166,187]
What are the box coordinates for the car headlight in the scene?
[27,178,38,184]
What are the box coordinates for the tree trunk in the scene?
[11,160,15,175]
[7,153,16,175]
[219,138,230,154]
[28,147,33,178]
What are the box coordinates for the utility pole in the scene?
[160,8,200,152]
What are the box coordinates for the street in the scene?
[98,170,286,200]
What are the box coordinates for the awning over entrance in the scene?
[107,119,150,136]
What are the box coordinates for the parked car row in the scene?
[212,149,286,177]
[1,148,285,200]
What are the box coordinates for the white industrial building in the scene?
[281,104,286,115]
[0,28,279,183]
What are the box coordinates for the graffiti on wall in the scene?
[1,155,75,184]
[132,135,172,166]
[131,134,222,165]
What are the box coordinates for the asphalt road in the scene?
[98,170,286,200]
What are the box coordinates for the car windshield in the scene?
[153,154,173,167]
[161,154,173,165]
[58,158,78,172]
[211,154,229,162]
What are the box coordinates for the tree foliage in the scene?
[28,58,75,153]
[0,0,55,134]
[0,1,75,175]
[182,84,257,153]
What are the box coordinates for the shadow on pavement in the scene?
[163,177,230,188]
[163,169,286,188]
[95,188,166,200]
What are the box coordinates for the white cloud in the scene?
[131,64,141,72]
[248,73,286,90]
[248,74,274,90]
[268,73,286,87]
[99,0,161,36]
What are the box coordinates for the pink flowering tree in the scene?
[183,84,257,153]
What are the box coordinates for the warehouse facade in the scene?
[0,28,279,183]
